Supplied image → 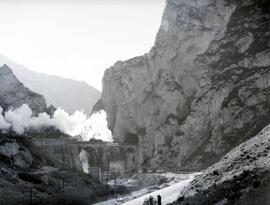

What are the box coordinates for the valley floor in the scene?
[93,173,199,205]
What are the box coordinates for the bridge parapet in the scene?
[76,141,138,150]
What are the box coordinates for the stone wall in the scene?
[31,138,83,171]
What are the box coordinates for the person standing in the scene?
[157,195,161,205]
[149,196,154,205]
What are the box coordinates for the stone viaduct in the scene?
[31,137,139,179]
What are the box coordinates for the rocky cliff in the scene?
[101,0,270,169]
[0,54,101,114]
[0,64,47,114]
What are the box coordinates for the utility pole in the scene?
[138,168,142,187]
[62,177,65,195]
[23,187,35,205]
[29,188,33,205]
[106,170,109,196]
[114,174,117,199]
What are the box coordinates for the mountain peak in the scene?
[0,64,47,114]
[0,64,12,74]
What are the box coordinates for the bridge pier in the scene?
[77,142,139,180]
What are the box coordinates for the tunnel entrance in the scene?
[124,133,139,145]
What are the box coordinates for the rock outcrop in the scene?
[100,0,270,169]
[0,54,101,114]
[0,138,33,168]
[0,64,47,114]
[171,124,270,205]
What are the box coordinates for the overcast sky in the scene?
[0,0,165,90]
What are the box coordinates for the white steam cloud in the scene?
[0,104,113,142]
[80,110,113,142]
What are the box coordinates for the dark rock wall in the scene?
[101,0,270,170]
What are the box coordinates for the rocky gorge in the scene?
[0,0,270,204]
[99,0,270,170]
[0,64,143,205]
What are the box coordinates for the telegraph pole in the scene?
[62,177,65,195]
[106,170,109,197]
[114,174,117,199]
[23,187,35,205]
[29,188,33,205]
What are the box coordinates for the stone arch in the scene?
[82,146,101,167]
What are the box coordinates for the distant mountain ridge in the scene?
[0,54,100,114]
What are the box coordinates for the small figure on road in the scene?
[149,196,154,205]
[157,195,161,205]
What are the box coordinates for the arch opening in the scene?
[79,149,89,174]
[124,133,139,145]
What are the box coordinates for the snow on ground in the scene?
[108,172,195,187]
[94,173,200,205]
[122,176,196,205]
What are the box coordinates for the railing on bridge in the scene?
[88,166,113,182]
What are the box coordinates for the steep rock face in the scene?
[0,64,47,114]
[101,0,270,169]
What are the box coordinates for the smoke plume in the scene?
[0,104,113,142]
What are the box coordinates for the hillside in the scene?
[0,133,108,205]
[0,54,100,114]
[171,124,270,205]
